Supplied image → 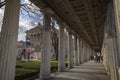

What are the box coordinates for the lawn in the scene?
[15,60,68,80]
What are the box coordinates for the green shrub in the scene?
[51,58,57,61]
[15,60,68,80]
[15,68,39,80]
[16,61,40,70]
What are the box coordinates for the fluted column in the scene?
[77,38,80,65]
[0,0,20,80]
[58,23,65,71]
[74,36,79,66]
[40,11,51,79]
[86,45,89,61]
[108,37,118,80]
[88,47,91,60]
[80,39,84,63]
[113,0,120,65]
[84,42,87,62]
[79,39,82,64]
[82,41,85,62]
[68,31,74,68]
[107,3,118,80]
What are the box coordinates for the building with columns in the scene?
[25,24,59,59]
[26,24,42,52]
[0,0,120,80]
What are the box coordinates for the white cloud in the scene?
[18,33,26,41]
[0,9,4,31]
[24,0,30,4]
[1,0,5,2]
[0,9,4,14]
[19,19,30,30]
[18,18,34,41]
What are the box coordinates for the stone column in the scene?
[84,42,87,62]
[79,39,82,64]
[86,44,89,61]
[111,1,120,80]
[113,0,120,65]
[77,37,80,65]
[103,32,110,73]
[87,46,90,60]
[90,48,93,57]
[0,0,20,80]
[58,23,65,71]
[68,31,74,68]
[81,39,84,63]
[40,11,51,79]
[64,29,67,62]
[109,38,118,80]
[82,41,85,62]
[74,36,79,66]
[89,47,91,60]
[72,35,75,66]
[107,3,118,80]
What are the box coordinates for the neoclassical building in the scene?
[26,24,59,59]
[26,24,42,52]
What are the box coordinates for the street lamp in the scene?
[26,37,31,46]
[25,37,31,61]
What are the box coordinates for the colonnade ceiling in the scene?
[30,0,110,51]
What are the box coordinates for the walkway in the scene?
[50,60,110,80]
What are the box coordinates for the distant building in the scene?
[25,24,59,60]
[26,24,42,52]
[17,40,25,48]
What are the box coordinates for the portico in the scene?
[0,0,120,80]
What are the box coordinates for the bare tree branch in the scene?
[0,1,5,8]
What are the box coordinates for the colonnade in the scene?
[101,1,120,80]
[0,0,20,80]
[0,1,94,79]
[58,23,94,72]
[1,0,120,80]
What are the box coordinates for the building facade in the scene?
[26,24,59,59]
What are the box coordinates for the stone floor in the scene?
[36,60,111,80]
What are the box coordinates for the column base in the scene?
[75,63,80,66]
[69,66,74,68]
[68,63,74,68]
[39,74,51,80]
[39,78,51,80]
[58,68,65,72]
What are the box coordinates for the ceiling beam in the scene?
[64,0,94,45]
[83,0,99,46]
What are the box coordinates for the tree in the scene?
[51,19,59,60]
[0,0,43,36]
[0,1,5,8]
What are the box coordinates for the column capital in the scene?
[68,29,73,35]
[41,7,54,16]
[57,22,65,28]
[72,32,78,37]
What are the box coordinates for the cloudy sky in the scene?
[0,0,59,41]
[18,0,44,41]
[0,0,44,41]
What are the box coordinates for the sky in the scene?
[0,0,59,41]
[18,0,43,41]
[0,0,43,41]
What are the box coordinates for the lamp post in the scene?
[26,37,31,61]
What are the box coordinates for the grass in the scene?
[15,59,68,80]
[16,61,40,70]
[15,68,39,80]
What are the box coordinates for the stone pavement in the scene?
[36,60,111,80]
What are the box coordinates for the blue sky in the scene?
[0,0,59,41]
[18,0,44,41]
[0,0,43,41]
